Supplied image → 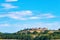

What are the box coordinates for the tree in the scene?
[27,31,31,34]
[58,28,60,31]
[24,35,33,40]
[32,31,38,34]
[43,30,49,34]
[34,36,50,40]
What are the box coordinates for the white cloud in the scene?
[29,17,39,19]
[0,10,32,20]
[42,22,60,30]
[11,22,60,30]
[6,0,18,2]
[0,11,56,20]
[8,10,32,16]
[0,22,59,33]
[29,22,60,30]
[0,24,10,27]
[1,3,18,9]
[38,13,55,19]
[41,13,55,18]
[0,15,6,18]
[7,10,32,20]
[28,13,55,20]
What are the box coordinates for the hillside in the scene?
[0,28,60,40]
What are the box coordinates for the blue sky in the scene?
[0,0,60,33]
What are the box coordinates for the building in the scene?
[22,28,48,33]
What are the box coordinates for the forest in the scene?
[0,28,60,40]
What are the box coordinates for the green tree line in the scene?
[0,29,60,40]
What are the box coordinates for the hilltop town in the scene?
[18,28,48,33]
[0,28,60,40]
[17,28,60,34]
